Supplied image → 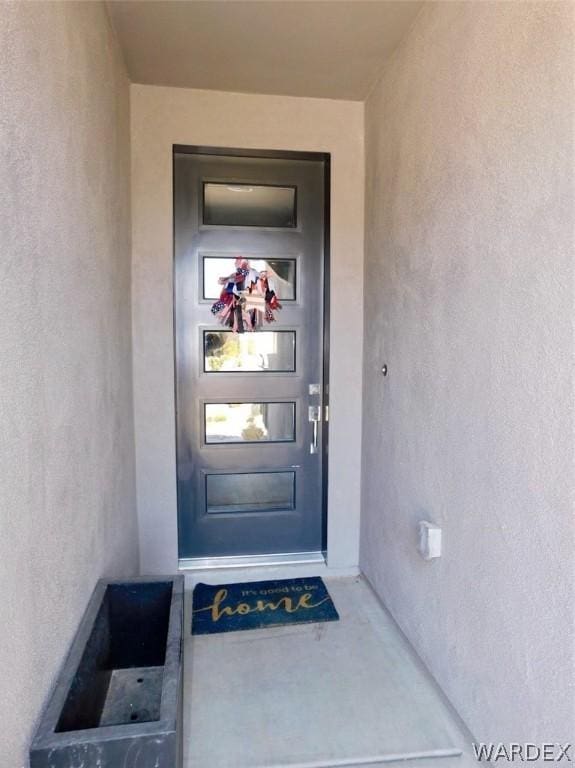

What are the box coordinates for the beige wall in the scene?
[0,3,138,765]
[131,85,364,573]
[362,1,574,743]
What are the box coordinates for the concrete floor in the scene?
[183,576,477,768]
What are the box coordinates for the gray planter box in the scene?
[30,575,184,768]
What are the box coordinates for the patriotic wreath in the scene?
[210,257,282,333]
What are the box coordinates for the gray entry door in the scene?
[174,149,328,562]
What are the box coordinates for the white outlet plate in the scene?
[418,521,442,560]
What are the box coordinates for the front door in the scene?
[174,148,328,564]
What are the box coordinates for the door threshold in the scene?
[179,551,326,571]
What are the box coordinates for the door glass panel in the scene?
[204,331,295,372]
[205,402,296,444]
[206,471,295,514]
[203,183,296,228]
[203,257,296,301]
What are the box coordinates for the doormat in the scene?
[191,577,339,635]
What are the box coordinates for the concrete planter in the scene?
[30,575,184,768]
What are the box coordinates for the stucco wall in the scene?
[362,0,574,744]
[131,85,364,573]
[0,3,138,765]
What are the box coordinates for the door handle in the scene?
[308,405,321,454]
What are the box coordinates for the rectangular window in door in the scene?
[203,183,297,228]
[204,402,296,444]
[203,330,296,373]
[202,256,297,301]
[205,471,296,515]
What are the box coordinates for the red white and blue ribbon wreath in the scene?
[210,257,282,333]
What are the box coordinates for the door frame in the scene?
[172,144,331,569]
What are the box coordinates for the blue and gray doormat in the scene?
[192,577,339,635]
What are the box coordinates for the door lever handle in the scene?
[311,420,319,454]
[308,405,321,454]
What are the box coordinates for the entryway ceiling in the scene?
[107,1,423,101]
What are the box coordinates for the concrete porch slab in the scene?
[183,576,475,768]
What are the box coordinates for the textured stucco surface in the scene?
[361,1,575,744]
[131,85,364,573]
[108,0,422,100]
[0,3,138,765]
